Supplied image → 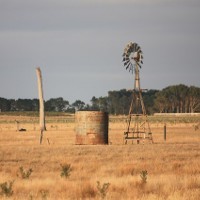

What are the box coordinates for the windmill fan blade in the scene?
[123,54,128,59]
[126,48,131,54]
[130,43,134,49]
[124,60,129,66]
[133,43,137,51]
[128,46,132,53]
[126,60,130,65]
[140,55,143,61]
[123,55,129,61]
[126,63,131,70]
[129,65,133,73]
[125,52,129,56]
[137,63,142,68]
[136,45,140,51]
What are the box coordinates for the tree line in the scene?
[0,84,200,114]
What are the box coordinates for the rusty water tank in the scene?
[75,111,108,145]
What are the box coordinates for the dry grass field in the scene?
[0,114,200,199]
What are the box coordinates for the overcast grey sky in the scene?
[0,0,200,104]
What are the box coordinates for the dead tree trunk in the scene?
[36,67,46,144]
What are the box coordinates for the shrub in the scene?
[18,166,33,179]
[140,170,148,184]
[0,181,14,197]
[96,181,110,199]
[60,164,72,178]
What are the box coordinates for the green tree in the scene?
[15,99,34,111]
[154,84,200,113]
[45,97,69,112]
[188,86,200,113]
[72,100,85,111]
[98,97,109,112]
[10,99,17,111]
[143,90,159,114]
[0,98,11,112]
[90,96,99,110]
[32,99,39,111]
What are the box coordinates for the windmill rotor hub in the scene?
[133,52,140,62]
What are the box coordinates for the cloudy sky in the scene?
[0,0,200,104]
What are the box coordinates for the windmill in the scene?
[122,42,153,144]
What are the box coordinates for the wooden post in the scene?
[164,123,167,142]
[15,120,19,132]
[36,67,46,144]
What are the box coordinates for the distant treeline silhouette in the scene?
[0,84,200,114]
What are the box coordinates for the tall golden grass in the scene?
[0,115,200,199]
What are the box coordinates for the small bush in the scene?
[60,164,72,178]
[18,166,33,179]
[140,170,148,184]
[0,181,14,197]
[39,189,49,200]
[96,181,110,199]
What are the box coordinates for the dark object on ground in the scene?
[19,128,26,132]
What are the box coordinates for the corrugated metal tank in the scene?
[75,111,108,145]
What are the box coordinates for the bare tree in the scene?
[36,67,46,144]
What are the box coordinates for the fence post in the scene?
[164,123,167,142]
